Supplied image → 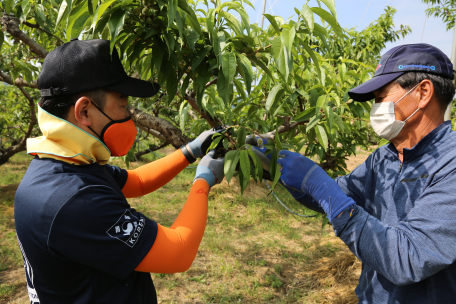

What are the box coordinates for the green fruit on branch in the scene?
[146,18,153,24]
[133,7,142,15]
[142,7,149,15]
[257,138,263,146]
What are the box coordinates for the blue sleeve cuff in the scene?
[188,138,202,159]
[332,204,358,236]
[193,166,214,187]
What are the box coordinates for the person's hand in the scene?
[187,126,225,158]
[277,150,355,221]
[193,150,225,188]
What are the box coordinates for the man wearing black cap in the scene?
[256,43,456,303]
[14,39,225,303]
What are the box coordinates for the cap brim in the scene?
[105,77,160,98]
[348,73,404,102]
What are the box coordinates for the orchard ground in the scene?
[0,146,374,304]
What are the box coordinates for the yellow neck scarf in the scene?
[27,105,111,165]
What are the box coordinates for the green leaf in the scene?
[192,46,212,73]
[315,95,327,113]
[319,0,337,19]
[301,42,322,83]
[236,53,253,94]
[163,31,175,57]
[300,4,314,32]
[263,14,281,34]
[108,8,126,53]
[311,7,343,37]
[265,84,284,113]
[179,101,189,131]
[167,70,179,103]
[250,56,274,81]
[5,0,14,14]
[275,129,283,150]
[91,0,116,32]
[281,27,295,58]
[306,114,321,132]
[207,135,223,153]
[334,114,345,132]
[220,11,243,36]
[239,169,249,195]
[20,0,33,23]
[206,8,216,39]
[325,106,334,131]
[177,0,202,34]
[220,52,236,103]
[321,216,329,229]
[66,2,89,41]
[237,127,246,147]
[255,152,264,183]
[293,107,315,122]
[315,124,328,151]
[0,31,4,51]
[167,0,178,28]
[378,138,389,147]
[88,0,94,15]
[239,150,251,187]
[224,150,240,184]
[219,1,250,35]
[185,28,200,50]
[271,36,291,81]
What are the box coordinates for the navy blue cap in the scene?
[348,43,454,102]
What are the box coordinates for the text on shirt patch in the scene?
[106,210,145,248]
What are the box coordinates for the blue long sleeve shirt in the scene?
[327,121,456,303]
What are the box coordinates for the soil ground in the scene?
[0,148,373,304]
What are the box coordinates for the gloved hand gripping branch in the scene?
[187,126,226,159]
[277,150,355,222]
[193,150,225,188]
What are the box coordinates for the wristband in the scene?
[180,145,197,164]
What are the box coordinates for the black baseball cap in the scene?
[348,43,454,102]
[38,39,160,98]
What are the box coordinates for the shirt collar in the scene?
[27,104,111,165]
[386,121,452,162]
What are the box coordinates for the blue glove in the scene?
[280,182,324,213]
[277,150,355,222]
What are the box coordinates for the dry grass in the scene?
[0,149,371,303]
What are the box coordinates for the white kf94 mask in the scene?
[370,83,420,141]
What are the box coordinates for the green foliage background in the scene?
[0,0,413,191]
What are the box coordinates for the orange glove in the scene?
[122,150,189,198]
[135,180,209,273]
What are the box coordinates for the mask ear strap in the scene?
[404,108,420,122]
[88,126,102,140]
[394,83,420,106]
[90,100,114,122]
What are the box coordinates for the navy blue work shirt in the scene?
[14,157,158,304]
[329,121,456,303]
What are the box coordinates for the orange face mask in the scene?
[88,102,137,156]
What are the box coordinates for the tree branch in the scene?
[260,121,307,139]
[0,71,38,88]
[1,14,49,59]
[181,93,218,128]
[134,122,168,142]
[22,21,64,43]
[0,87,37,165]
[127,106,191,148]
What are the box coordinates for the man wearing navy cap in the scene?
[254,43,456,303]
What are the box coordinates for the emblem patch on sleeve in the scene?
[106,210,146,248]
